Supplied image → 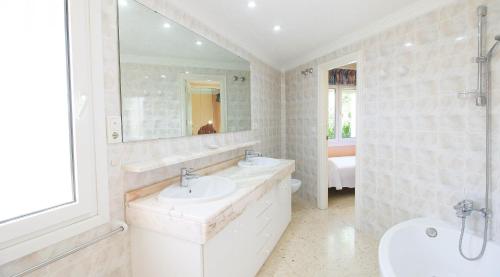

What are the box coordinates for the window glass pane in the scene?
[327,89,336,139]
[341,89,356,139]
[0,1,75,223]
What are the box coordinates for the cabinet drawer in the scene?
[253,190,273,217]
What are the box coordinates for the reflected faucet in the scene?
[244,149,262,161]
[180,168,199,187]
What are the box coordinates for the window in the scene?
[328,86,356,145]
[341,89,356,139]
[327,89,336,139]
[0,0,108,264]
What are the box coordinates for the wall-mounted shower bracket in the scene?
[476,95,487,106]
[473,56,488,63]
[457,5,489,107]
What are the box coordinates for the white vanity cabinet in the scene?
[130,177,292,277]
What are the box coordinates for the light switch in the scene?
[107,116,122,144]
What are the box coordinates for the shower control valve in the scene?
[454,200,474,218]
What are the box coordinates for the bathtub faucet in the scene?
[453,200,489,218]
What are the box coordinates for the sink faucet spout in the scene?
[180,168,200,187]
[244,149,262,161]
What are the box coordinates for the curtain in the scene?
[328,69,356,86]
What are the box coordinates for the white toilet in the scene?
[289,179,301,193]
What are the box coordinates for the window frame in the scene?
[328,84,357,146]
[0,0,109,265]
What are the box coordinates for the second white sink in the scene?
[238,157,280,168]
[158,176,236,204]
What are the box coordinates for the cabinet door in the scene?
[276,178,292,229]
[204,177,292,277]
[204,205,254,277]
[131,226,203,277]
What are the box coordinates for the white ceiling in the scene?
[166,0,453,70]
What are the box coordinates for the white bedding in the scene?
[328,156,356,190]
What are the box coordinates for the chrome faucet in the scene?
[180,168,199,187]
[453,199,489,218]
[244,149,262,161]
[454,200,475,218]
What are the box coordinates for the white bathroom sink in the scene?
[158,176,236,204]
[238,157,280,168]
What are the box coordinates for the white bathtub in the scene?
[379,217,500,277]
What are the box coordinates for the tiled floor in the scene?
[257,189,380,277]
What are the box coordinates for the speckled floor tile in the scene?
[257,189,380,277]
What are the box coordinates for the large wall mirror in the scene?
[118,0,251,142]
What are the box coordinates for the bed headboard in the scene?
[328,145,356,157]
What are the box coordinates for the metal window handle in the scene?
[75,93,88,120]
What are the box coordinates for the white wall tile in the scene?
[285,0,500,240]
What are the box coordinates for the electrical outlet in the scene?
[106,116,122,143]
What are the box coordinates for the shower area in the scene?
[453,5,499,261]
[347,0,500,255]
[378,4,500,276]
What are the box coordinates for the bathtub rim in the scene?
[377,217,495,277]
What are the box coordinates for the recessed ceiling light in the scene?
[196,40,203,46]
[273,25,281,32]
[163,23,171,28]
[185,71,190,74]
[248,1,256,8]
[161,74,166,78]
[404,42,413,47]
[118,0,128,7]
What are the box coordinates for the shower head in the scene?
[487,35,500,57]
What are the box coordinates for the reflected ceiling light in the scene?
[404,42,413,47]
[118,0,128,7]
[161,74,166,78]
[196,40,203,46]
[163,23,171,28]
[456,36,465,41]
[185,71,190,74]
[273,25,281,32]
[248,1,256,8]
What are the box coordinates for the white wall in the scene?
[0,0,283,276]
[286,0,500,239]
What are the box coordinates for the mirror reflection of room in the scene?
[118,0,251,142]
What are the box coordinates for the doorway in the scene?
[317,52,361,210]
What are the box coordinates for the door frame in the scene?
[178,73,227,136]
[317,52,362,209]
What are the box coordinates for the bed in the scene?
[328,156,356,190]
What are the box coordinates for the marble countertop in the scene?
[126,159,295,244]
[122,140,260,173]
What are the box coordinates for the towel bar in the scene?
[10,221,128,277]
